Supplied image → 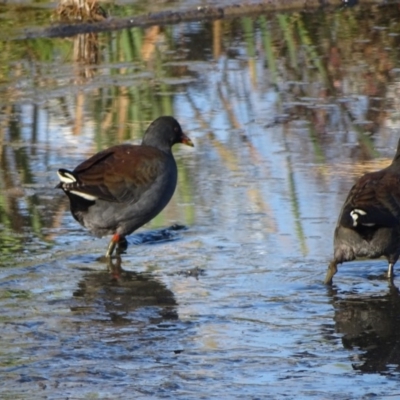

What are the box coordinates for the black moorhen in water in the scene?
[325,139,400,285]
[56,116,194,258]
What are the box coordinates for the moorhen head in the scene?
[56,116,194,258]
[325,138,400,285]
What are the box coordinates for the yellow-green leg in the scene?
[106,233,128,259]
[387,262,394,281]
[324,261,337,285]
[105,233,121,258]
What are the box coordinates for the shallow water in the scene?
[2,1,400,399]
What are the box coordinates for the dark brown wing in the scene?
[340,169,400,229]
[71,144,168,203]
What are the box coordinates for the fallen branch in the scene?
[23,0,386,39]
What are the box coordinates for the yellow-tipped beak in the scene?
[181,133,194,147]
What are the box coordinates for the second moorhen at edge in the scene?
[325,138,400,285]
[56,116,194,258]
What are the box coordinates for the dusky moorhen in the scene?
[325,139,400,285]
[56,116,194,258]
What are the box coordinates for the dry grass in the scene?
[53,0,107,23]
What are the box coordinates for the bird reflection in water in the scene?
[330,285,400,374]
[71,258,178,326]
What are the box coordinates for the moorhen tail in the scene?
[325,138,400,285]
[56,116,194,258]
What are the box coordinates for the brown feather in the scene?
[72,145,168,203]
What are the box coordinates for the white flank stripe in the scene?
[57,171,77,184]
[353,208,367,215]
[70,190,97,201]
[350,208,368,227]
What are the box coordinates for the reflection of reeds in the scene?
[242,17,256,87]
[213,20,222,59]
[186,87,278,234]
[282,130,308,256]
[277,14,297,69]
[0,5,399,263]
[259,16,278,85]
[0,108,52,256]
[72,33,100,80]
